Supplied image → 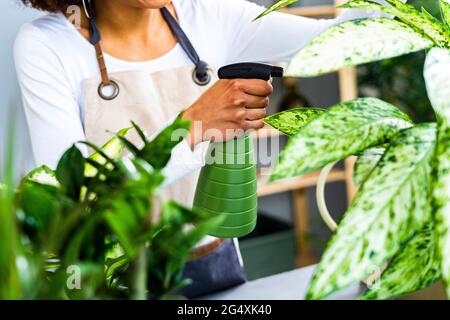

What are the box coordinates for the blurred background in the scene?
[0,0,440,281]
[0,1,40,178]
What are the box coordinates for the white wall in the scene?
[0,1,42,177]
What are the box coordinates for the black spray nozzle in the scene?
[218,63,284,81]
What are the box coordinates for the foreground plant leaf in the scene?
[103,159,163,257]
[271,98,412,181]
[424,48,450,298]
[342,0,450,48]
[286,18,432,77]
[19,182,59,234]
[0,117,21,299]
[353,147,385,187]
[441,0,450,29]
[137,115,191,170]
[55,145,85,200]
[306,123,436,300]
[147,201,224,299]
[253,0,299,21]
[64,263,105,300]
[24,165,59,187]
[263,108,325,136]
[361,222,440,300]
[85,127,131,177]
[25,127,131,184]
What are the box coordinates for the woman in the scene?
[14,0,387,297]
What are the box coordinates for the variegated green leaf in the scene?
[361,222,440,300]
[95,127,131,160]
[306,123,436,300]
[263,108,325,136]
[353,147,385,187]
[424,48,450,298]
[24,165,59,187]
[342,0,450,48]
[441,0,450,29]
[85,127,131,177]
[286,18,433,77]
[270,98,412,181]
[253,0,300,21]
[24,127,132,184]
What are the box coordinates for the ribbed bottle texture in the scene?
[193,135,257,237]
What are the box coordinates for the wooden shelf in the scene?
[280,5,336,18]
[257,168,347,197]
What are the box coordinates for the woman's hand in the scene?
[182,79,273,148]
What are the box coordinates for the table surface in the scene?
[201,265,364,300]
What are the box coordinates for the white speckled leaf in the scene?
[271,98,412,181]
[24,165,59,187]
[424,48,450,298]
[306,123,436,300]
[342,0,450,48]
[263,108,325,136]
[361,222,440,300]
[286,18,433,77]
[353,147,385,187]
[85,127,131,177]
[25,127,131,184]
[441,0,450,29]
[253,0,299,21]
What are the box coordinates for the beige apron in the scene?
[81,3,218,216]
[83,66,217,210]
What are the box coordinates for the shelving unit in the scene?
[253,0,358,267]
[257,169,346,197]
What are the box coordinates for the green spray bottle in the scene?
[193,63,284,238]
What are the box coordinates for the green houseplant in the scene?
[357,0,441,123]
[0,115,222,300]
[259,0,450,299]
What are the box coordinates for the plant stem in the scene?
[130,246,147,300]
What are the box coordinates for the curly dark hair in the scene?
[20,0,83,12]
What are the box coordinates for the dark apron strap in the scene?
[84,0,211,100]
[160,7,211,86]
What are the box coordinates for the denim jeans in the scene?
[179,239,247,298]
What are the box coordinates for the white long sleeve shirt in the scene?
[14,0,384,184]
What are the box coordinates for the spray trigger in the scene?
[218,63,284,81]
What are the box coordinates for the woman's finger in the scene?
[238,79,273,97]
[242,119,265,131]
[244,95,269,109]
[245,107,267,121]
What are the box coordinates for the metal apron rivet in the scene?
[98,80,120,101]
[192,68,212,86]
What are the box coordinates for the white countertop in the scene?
[201,265,365,300]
